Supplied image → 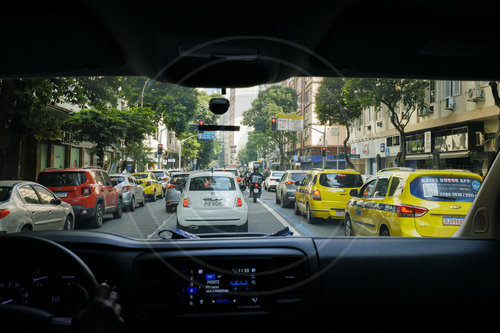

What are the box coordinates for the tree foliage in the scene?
[315,78,363,169]
[242,86,298,169]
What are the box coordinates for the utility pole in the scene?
[306,124,328,169]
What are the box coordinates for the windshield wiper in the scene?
[157,227,293,239]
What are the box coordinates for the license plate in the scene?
[54,192,67,198]
[442,216,465,226]
[203,200,222,208]
[254,188,259,193]
[334,210,345,216]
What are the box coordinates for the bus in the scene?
[248,161,264,171]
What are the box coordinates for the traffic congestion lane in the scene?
[259,189,345,238]
[88,192,292,239]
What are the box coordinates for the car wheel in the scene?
[276,193,281,204]
[91,202,104,228]
[21,225,32,232]
[139,193,145,207]
[151,190,156,202]
[280,195,287,208]
[158,189,163,199]
[129,196,136,211]
[344,215,354,236]
[63,215,74,230]
[294,201,301,215]
[380,227,391,237]
[113,198,123,219]
[306,204,315,224]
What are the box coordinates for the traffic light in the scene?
[198,120,205,126]
[157,143,163,155]
[321,147,327,157]
[271,117,277,130]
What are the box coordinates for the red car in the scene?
[37,168,123,228]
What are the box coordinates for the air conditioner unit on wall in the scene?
[467,88,485,102]
[376,121,383,127]
[445,97,456,110]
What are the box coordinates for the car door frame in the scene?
[296,173,312,212]
[16,184,47,231]
[366,176,391,236]
[351,179,377,236]
[100,171,118,213]
[32,184,66,230]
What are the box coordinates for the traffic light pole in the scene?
[305,124,328,169]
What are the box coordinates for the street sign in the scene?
[277,115,304,131]
[331,128,339,136]
[198,131,215,139]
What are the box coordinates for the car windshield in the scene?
[0,75,490,240]
[0,187,12,202]
[319,174,364,188]
[38,172,87,187]
[189,176,236,191]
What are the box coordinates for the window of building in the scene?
[445,80,461,97]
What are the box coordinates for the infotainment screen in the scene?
[176,262,267,312]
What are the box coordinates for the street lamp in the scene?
[178,134,198,169]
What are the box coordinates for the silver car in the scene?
[275,170,308,208]
[110,174,146,211]
[0,180,75,234]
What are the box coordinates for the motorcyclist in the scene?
[249,166,263,197]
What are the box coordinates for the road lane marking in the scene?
[147,213,176,239]
[257,198,302,236]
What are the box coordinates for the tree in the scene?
[346,78,429,166]
[0,77,120,179]
[242,86,298,170]
[315,78,363,169]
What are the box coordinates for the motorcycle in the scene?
[250,182,262,203]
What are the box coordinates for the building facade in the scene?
[349,80,497,176]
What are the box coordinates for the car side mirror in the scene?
[349,189,359,197]
[51,198,62,205]
[111,180,118,186]
[295,181,301,186]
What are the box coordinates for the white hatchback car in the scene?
[176,172,248,233]
[264,171,285,191]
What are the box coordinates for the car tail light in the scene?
[121,186,131,192]
[0,209,10,219]
[396,204,428,217]
[167,184,177,188]
[285,181,294,184]
[183,198,191,207]
[146,181,152,186]
[81,187,91,196]
[235,198,243,207]
[312,189,321,201]
[162,177,168,181]
[254,183,259,187]
[236,177,241,182]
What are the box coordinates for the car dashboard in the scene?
[2,231,500,332]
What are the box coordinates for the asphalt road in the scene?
[89,188,345,239]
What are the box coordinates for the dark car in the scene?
[275,170,308,208]
[165,172,190,212]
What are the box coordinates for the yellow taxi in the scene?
[294,169,364,223]
[131,172,163,201]
[344,168,483,237]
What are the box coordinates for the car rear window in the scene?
[291,173,307,181]
[38,172,87,187]
[189,176,236,191]
[271,172,284,178]
[152,171,165,177]
[0,186,12,202]
[171,174,189,185]
[410,176,482,202]
[319,173,363,188]
[133,174,148,179]
[111,176,126,183]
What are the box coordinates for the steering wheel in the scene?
[0,234,98,332]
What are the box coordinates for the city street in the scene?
[90,189,345,239]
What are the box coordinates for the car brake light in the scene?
[254,184,259,187]
[236,198,243,207]
[167,184,176,188]
[146,181,152,186]
[312,189,321,200]
[162,177,168,181]
[285,181,294,184]
[183,198,191,207]
[122,186,131,192]
[396,204,428,218]
[0,209,10,219]
[81,187,91,196]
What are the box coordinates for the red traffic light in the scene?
[271,118,276,123]
[198,120,205,126]
[158,144,163,149]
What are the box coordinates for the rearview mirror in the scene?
[209,98,230,115]
[349,189,358,197]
